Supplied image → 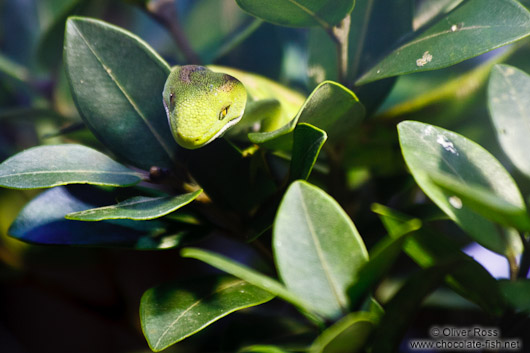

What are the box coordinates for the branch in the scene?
[145,0,201,64]
[327,14,351,84]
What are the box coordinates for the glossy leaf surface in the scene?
[249,81,364,145]
[357,0,530,84]
[488,64,530,177]
[7,186,185,249]
[0,144,142,189]
[274,181,368,319]
[289,123,327,181]
[181,247,318,317]
[398,121,525,256]
[141,275,274,351]
[235,0,354,28]
[66,190,202,221]
[309,312,377,353]
[64,17,179,170]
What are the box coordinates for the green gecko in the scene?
[163,65,304,149]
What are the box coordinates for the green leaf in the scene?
[181,247,320,319]
[488,64,530,178]
[64,17,179,170]
[372,204,506,316]
[65,190,202,221]
[239,345,290,353]
[289,123,327,181]
[235,0,354,28]
[249,81,364,146]
[347,217,422,308]
[398,121,525,256]
[7,186,187,249]
[499,279,530,312]
[0,144,142,189]
[371,264,456,353]
[357,0,530,84]
[309,312,377,353]
[429,172,530,231]
[140,275,274,352]
[274,180,368,319]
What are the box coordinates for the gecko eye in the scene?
[219,105,230,120]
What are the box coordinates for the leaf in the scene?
[65,190,202,221]
[370,264,456,353]
[235,0,354,29]
[64,17,180,170]
[372,204,506,316]
[429,172,530,231]
[398,121,525,256]
[289,123,327,181]
[498,279,530,312]
[357,0,530,84]
[0,144,142,189]
[7,186,189,249]
[347,218,422,308]
[249,81,364,146]
[140,275,274,352]
[239,345,290,353]
[488,64,530,178]
[273,180,368,319]
[181,247,321,319]
[309,312,378,353]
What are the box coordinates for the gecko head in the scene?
[163,65,247,149]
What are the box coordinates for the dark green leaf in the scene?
[239,345,290,353]
[488,64,530,177]
[499,279,530,312]
[0,144,142,189]
[347,217,422,308]
[64,17,180,170]
[249,81,364,146]
[140,275,274,352]
[357,0,530,84]
[309,312,377,353]
[289,123,326,181]
[274,180,368,319]
[235,0,354,28]
[430,172,530,231]
[181,247,320,319]
[371,264,456,353]
[372,204,506,316]
[398,121,525,256]
[7,186,188,249]
[65,190,201,221]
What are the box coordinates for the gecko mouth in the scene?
[202,110,245,146]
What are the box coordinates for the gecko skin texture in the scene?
[163,65,247,149]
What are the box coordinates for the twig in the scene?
[145,0,201,64]
[327,14,351,84]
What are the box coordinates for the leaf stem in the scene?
[145,0,201,64]
[327,14,351,84]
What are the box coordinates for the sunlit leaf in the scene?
[141,275,274,351]
[488,64,530,178]
[64,17,179,170]
[274,180,368,319]
[398,121,525,256]
[0,144,142,189]
[357,0,530,84]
